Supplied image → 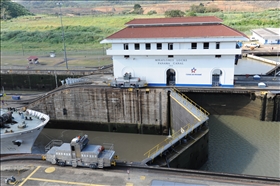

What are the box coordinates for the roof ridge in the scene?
[222,24,248,39]
[104,24,248,40]
[125,16,223,25]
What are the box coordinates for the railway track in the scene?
[1,154,280,185]
[4,82,280,108]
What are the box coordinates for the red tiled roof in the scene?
[106,24,246,39]
[27,56,38,60]
[125,16,223,25]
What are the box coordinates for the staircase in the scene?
[142,88,209,164]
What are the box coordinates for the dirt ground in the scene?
[29,1,278,15]
[87,1,277,15]
[242,43,280,53]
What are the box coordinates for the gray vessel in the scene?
[0,108,50,154]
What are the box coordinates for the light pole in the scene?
[276,49,279,77]
[57,2,68,70]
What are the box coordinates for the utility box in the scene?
[253,75,261,80]
[12,95,20,100]
[258,82,266,88]
[50,52,56,57]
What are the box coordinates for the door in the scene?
[166,69,176,86]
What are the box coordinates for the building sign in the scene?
[186,67,202,76]
[156,58,186,65]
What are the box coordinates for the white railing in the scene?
[107,49,241,56]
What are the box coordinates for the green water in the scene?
[201,115,280,178]
[34,115,280,177]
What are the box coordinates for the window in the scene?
[124,43,129,50]
[63,108,67,115]
[235,43,240,49]
[157,43,162,50]
[71,146,75,151]
[216,42,220,49]
[204,42,209,49]
[191,43,197,49]
[168,55,174,58]
[134,43,140,50]
[215,55,221,58]
[168,43,173,50]
[124,55,129,58]
[146,43,151,50]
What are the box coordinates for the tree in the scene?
[132,4,143,14]
[190,3,206,13]
[134,4,141,10]
[0,0,33,19]
[0,0,9,19]
[164,10,185,17]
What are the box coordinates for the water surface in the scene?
[201,115,280,178]
[235,57,275,75]
[34,115,280,177]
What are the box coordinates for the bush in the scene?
[165,10,185,17]
[147,10,157,15]
[1,30,22,40]
[190,3,206,13]
[186,11,197,17]
[205,5,220,13]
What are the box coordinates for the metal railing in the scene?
[102,143,115,159]
[45,139,63,152]
[143,123,195,160]
[172,88,210,116]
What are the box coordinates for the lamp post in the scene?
[57,2,68,70]
[276,49,279,77]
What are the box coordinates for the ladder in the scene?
[71,160,78,167]
[98,158,104,168]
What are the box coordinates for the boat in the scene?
[0,107,50,154]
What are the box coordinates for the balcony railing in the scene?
[106,48,242,56]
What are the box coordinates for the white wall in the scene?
[113,55,235,87]
[107,38,242,87]
[252,33,279,44]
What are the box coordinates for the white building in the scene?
[251,28,280,45]
[101,16,248,87]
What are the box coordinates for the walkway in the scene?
[142,88,209,163]
[2,160,278,186]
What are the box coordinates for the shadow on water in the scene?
[201,115,280,178]
[33,115,280,177]
[33,128,167,162]
[200,115,258,174]
[185,93,261,120]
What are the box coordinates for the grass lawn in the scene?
[1,10,278,69]
[1,54,112,70]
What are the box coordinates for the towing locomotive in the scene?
[110,72,147,88]
[45,134,116,169]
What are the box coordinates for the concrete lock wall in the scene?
[170,97,199,134]
[274,95,280,121]
[184,92,280,121]
[27,86,279,136]
[0,74,82,91]
[29,87,169,134]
